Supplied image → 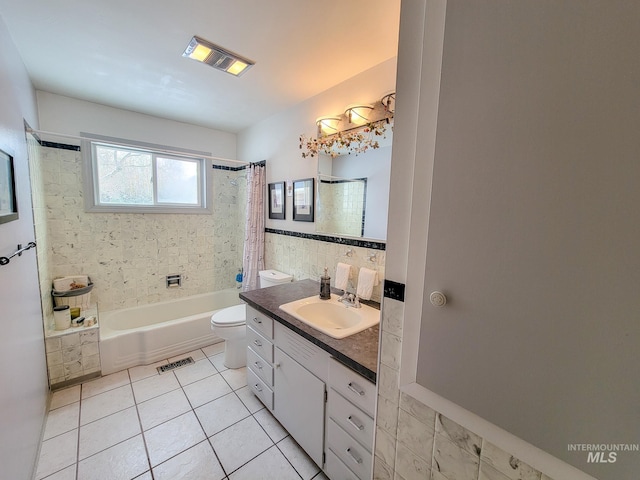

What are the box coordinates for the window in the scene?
[83,136,212,214]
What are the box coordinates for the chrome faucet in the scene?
[339,291,361,308]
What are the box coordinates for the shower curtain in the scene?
[242,162,266,291]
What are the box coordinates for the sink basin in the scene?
[279,294,380,339]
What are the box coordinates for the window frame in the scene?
[82,134,213,214]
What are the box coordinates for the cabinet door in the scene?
[274,347,325,468]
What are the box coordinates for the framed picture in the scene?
[293,178,314,222]
[268,181,285,219]
[0,149,18,225]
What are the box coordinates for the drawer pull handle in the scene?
[254,361,263,369]
[254,383,263,392]
[347,415,365,431]
[347,382,365,396]
[253,339,262,347]
[346,447,363,465]
[253,317,262,324]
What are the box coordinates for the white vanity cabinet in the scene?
[245,304,376,478]
[246,306,275,411]
[325,358,376,480]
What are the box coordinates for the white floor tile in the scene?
[35,429,78,480]
[131,371,179,403]
[137,388,192,431]
[50,385,81,410]
[278,435,320,479]
[229,445,300,480]
[195,392,251,437]
[81,370,130,399]
[79,406,140,460]
[183,373,232,408]
[169,348,206,363]
[202,342,225,358]
[43,402,80,440]
[40,464,76,480]
[220,367,247,390]
[174,358,217,386]
[235,385,265,414]
[152,440,226,480]
[128,360,168,383]
[77,435,148,480]
[208,352,228,372]
[80,384,135,425]
[210,416,273,474]
[144,411,206,467]
[254,408,288,443]
[133,472,152,480]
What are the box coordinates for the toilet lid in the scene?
[211,304,246,327]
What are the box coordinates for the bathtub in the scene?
[99,289,242,375]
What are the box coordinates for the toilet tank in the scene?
[259,269,293,288]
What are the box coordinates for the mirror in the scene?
[316,139,392,241]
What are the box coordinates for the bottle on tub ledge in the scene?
[236,269,243,289]
[320,267,331,300]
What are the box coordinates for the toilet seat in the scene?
[211,304,246,327]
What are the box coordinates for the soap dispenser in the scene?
[320,267,331,300]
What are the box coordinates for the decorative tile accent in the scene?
[383,279,405,301]
[481,440,542,480]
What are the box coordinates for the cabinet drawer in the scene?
[247,326,273,363]
[246,306,273,339]
[329,358,376,416]
[325,448,360,480]
[247,346,273,386]
[327,419,372,480]
[247,367,273,411]
[275,323,329,382]
[328,388,374,452]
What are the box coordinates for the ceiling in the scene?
[0,0,401,133]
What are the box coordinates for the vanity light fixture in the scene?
[182,36,255,77]
[316,116,342,135]
[381,92,396,114]
[344,104,374,125]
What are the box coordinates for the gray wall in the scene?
[415,1,640,478]
[0,15,49,480]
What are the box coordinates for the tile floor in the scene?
[36,342,329,480]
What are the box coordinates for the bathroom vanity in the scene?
[239,279,379,480]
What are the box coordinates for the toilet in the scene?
[210,269,293,368]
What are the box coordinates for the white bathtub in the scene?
[99,289,242,375]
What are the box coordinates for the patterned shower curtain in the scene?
[242,162,266,291]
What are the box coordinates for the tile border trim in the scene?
[265,228,386,250]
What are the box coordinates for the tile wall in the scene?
[30,143,246,387]
[38,145,245,314]
[373,298,556,480]
[44,328,101,386]
[316,180,366,238]
[264,231,385,303]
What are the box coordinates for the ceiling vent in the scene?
[182,36,255,77]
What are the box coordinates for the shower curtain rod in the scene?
[26,128,249,166]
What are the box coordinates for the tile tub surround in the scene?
[36,144,245,313]
[264,231,386,303]
[373,297,556,480]
[240,279,380,382]
[36,343,329,480]
[45,327,101,387]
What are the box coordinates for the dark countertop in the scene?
[240,279,380,383]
